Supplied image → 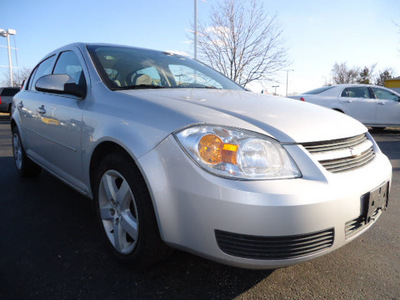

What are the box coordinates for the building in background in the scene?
[384,77,400,93]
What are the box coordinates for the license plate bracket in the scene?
[362,181,389,224]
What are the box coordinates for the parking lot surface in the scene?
[0,113,399,300]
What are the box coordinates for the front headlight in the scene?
[174,125,301,180]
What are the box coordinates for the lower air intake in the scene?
[215,228,334,260]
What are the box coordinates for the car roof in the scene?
[36,42,177,68]
[302,83,400,96]
[44,42,168,58]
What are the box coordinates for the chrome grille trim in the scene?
[303,134,366,153]
[302,134,375,173]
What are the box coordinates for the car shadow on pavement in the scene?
[0,160,273,300]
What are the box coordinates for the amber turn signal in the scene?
[198,134,238,165]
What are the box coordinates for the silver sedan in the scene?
[11,44,392,269]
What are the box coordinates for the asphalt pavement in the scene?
[0,113,399,300]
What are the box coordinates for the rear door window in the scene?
[341,87,372,99]
[29,55,56,91]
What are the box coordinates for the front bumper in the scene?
[139,135,392,269]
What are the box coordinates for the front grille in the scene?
[345,206,380,238]
[345,216,365,238]
[215,228,334,260]
[302,134,375,173]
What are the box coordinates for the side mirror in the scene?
[35,74,86,98]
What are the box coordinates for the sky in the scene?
[0,0,399,95]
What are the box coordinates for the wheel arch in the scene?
[89,141,137,194]
[10,117,27,150]
[89,141,163,234]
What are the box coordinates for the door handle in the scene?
[36,105,46,115]
[377,102,385,105]
[343,99,352,103]
[18,101,24,108]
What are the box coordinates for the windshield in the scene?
[87,45,244,91]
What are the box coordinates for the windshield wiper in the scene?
[198,86,219,89]
[112,84,166,90]
[175,84,220,89]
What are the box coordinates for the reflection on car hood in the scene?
[119,89,367,143]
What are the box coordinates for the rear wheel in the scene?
[12,127,42,177]
[93,152,171,267]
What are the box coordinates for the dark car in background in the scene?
[0,87,20,113]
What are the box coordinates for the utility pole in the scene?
[0,28,17,87]
[285,69,294,96]
[194,0,198,60]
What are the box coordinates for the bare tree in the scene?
[1,67,32,87]
[196,0,288,87]
[356,64,376,84]
[330,62,395,86]
[331,62,359,84]
[375,69,394,86]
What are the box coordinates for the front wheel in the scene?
[12,127,42,177]
[93,152,171,267]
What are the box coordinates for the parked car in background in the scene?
[0,87,20,113]
[289,84,400,130]
[11,43,392,269]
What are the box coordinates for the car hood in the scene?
[119,89,366,144]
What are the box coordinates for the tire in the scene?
[12,127,42,177]
[371,127,385,131]
[93,152,171,267]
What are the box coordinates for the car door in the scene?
[26,50,88,191]
[339,86,376,124]
[371,87,400,126]
[18,55,57,153]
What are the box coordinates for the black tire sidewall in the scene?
[93,152,163,267]
[11,126,41,177]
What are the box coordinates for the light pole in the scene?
[194,0,198,60]
[272,85,279,96]
[0,28,17,87]
[285,69,294,96]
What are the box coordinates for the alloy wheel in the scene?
[98,170,139,254]
[12,132,23,170]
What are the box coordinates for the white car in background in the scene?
[289,84,400,130]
